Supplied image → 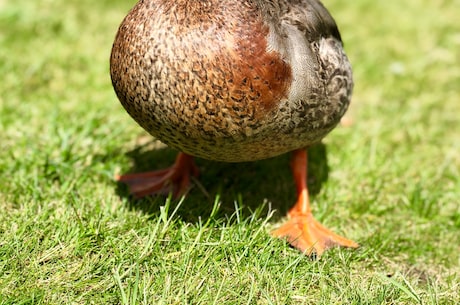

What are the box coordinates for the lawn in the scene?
[1,0,459,304]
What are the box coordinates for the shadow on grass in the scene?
[115,141,330,223]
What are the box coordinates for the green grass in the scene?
[1,0,459,303]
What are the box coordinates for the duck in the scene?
[110,0,358,255]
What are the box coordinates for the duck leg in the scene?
[272,149,358,256]
[116,152,199,198]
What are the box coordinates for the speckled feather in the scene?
[110,0,353,162]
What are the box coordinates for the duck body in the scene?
[111,0,358,255]
[110,0,353,163]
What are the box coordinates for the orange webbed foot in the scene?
[272,149,358,256]
[272,210,358,256]
[116,153,198,198]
